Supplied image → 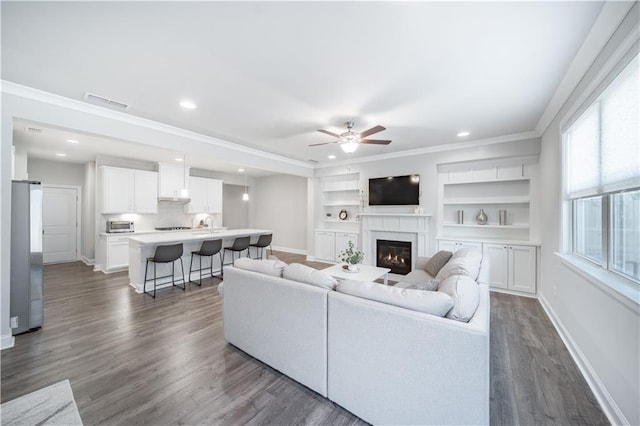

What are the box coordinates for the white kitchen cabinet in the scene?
[185,176,223,214]
[437,239,482,253]
[315,231,336,262]
[104,235,130,271]
[158,162,190,199]
[483,243,536,294]
[133,170,158,213]
[102,167,133,213]
[335,232,359,262]
[102,167,158,214]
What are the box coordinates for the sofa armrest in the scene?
[413,256,431,271]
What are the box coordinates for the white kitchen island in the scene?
[128,228,271,293]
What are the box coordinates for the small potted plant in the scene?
[340,240,364,272]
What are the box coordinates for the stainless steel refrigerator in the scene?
[10,180,43,335]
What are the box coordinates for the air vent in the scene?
[84,92,129,110]
[308,159,319,164]
[25,126,43,134]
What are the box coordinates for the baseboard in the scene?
[272,246,307,256]
[81,256,94,266]
[0,333,15,350]
[489,287,537,299]
[538,292,628,426]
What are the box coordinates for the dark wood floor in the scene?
[1,253,608,425]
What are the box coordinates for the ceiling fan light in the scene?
[340,141,359,154]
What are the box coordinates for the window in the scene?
[564,53,639,284]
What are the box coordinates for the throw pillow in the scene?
[234,257,287,277]
[283,263,338,290]
[336,280,453,316]
[437,274,480,322]
[424,250,452,277]
[435,247,482,281]
[403,280,439,291]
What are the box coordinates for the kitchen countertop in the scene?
[128,228,271,246]
[100,227,227,237]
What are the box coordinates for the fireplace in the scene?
[376,239,412,275]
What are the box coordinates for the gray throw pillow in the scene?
[425,251,453,277]
[404,280,439,291]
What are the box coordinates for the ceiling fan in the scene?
[310,121,391,153]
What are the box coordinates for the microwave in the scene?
[106,220,135,233]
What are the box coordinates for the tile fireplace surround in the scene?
[359,213,431,280]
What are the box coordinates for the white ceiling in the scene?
[2,1,603,165]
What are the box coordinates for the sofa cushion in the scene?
[424,250,453,276]
[283,263,338,290]
[401,269,434,285]
[394,280,439,291]
[234,257,287,277]
[336,280,453,316]
[435,248,482,281]
[437,274,480,322]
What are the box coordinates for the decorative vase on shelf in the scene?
[476,208,488,225]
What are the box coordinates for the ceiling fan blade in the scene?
[308,141,338,147]
[317,129,340,137]
[359,125,386,138]
[361,139,391,145]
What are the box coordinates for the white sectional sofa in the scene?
[222,252,490,425]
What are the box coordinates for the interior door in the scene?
[43,186,78,263]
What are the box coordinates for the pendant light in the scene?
[242,169,249,201]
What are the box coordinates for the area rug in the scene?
[1,379,83,425]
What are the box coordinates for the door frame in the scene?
[43,184,82,262]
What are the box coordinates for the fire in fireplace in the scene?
[376,239,412,275]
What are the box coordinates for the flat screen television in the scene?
[368,175,420,206]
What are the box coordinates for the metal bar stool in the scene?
[189,239,223,286]
[250,233,273,259]
[223,236,251,267]
[143,243,186,298]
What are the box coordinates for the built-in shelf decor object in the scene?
[476,209,488,225]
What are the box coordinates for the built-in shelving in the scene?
[442,223,529,229]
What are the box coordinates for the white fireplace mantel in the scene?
[359,213,431,275]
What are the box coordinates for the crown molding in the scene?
[315,130,540,170]
[535,2,635,135]
[1,80,313,171]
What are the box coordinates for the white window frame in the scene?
[559,42,640,305]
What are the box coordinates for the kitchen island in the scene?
[128,228,271,293]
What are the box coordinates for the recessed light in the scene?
[457,131,470,137]
[175,157,183,162]
[328,155,336,159]
[238,168,245,173]
[179,100,197,109]
[56,153,67,157]
[66,139,79,144]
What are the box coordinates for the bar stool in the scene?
[223,236,251,267]
[189,239,223,286]
[250,234,273,259]
[143,243,186,298]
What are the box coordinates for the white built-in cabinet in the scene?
[101,166,158,214]
[334,232,359,262]
[314,230,359,262]
[482,243,536,294]
[185,176,223,214]
[158,162,190,199]
[436,156,539,295]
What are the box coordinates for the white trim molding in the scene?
[0,333,15,350]
[538,293,629,426]
[272,246,307,256]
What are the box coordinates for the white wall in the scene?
[12,143,28,180]
[27,157,85,186]
[537,5,639,425]
[251,174,307,252]
[313,138,541,255]
[223,184,249,229]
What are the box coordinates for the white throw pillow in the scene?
[435,247,482,281]
[437,274,480,322]
[234,257,287,277]
[283,263,338,290]
[337,280,453,316]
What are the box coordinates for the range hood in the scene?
[158,196,191,204]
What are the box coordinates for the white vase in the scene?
[348,264,359,272]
